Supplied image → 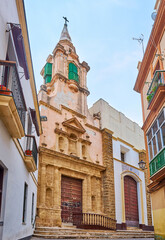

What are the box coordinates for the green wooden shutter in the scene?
[68,63,79,82]
[44,63,52,84]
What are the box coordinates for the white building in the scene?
[90,98,153,230]
[0,0,42,239]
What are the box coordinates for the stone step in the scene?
[33,233,154,239]
[34,226,154,239]
[33,228,154,239]
[35,227,152,233]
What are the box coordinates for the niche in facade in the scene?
[69,133,77,156]
[82,144,87,159]
[92,195,96,211]
[46,188,53,208]
[59,136,65,152]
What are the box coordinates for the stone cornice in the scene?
[50,73,90,96]
[39,100,61,114]
[61,105,86,119]
[79,138,91,145]
[85,123,101,132]
[81,61,90,72]
[54,128,69,136]
[101,128,114,135]
[62,117,86,133]
[79,86,90,96]
[55,128,91,144]
[39,100,87,120]
[52,43,66,56]
[39,146,105,171]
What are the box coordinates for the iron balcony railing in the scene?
[68,71,79,83]
[150,147,165,177]
[0,60,26,130]
[147,70,165,104]
[25,135,38,167]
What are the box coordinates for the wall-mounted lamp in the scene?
[138,160,146,170]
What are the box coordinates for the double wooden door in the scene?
[61,176,82,223]
[124,176,139,227]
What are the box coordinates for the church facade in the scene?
[36,20,153,231]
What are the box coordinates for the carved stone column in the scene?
[40,163,46,206]
[54,168,61,226]
[87,175,92,211]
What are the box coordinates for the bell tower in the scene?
[37,18,105,229]
[39,18,90,116]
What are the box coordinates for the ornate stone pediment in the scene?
[62,117,86,134]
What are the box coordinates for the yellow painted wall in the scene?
[151,186,165,239]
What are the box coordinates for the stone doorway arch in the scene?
[121,170,144,228]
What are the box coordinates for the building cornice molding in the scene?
[39,146,105,171]
[134,0,165,93]
[114,158,143,172]
[85,123,101,132]
[112,136,145,153]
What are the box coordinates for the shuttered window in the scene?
[22,183,28,223]
[31,193,34,224]
[68,63,79,82]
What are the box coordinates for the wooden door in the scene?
[124,176,139,227]
[61,176,82,223]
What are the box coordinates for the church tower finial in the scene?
[63,16,69,26]
[60,17,72,42]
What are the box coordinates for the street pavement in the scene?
[31,238,154,240]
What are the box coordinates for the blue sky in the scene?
[24,0,156,126]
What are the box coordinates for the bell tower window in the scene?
[68,63,79,82]
[44,63,52,84]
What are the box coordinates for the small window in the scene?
[157,130,162,151]
[148,141,153,161]
[152,121,158,135]
[22,183,28,223]
[147,129,152,142]
[161,123,165,146]
[158,111,164,127]
[121,152,125,162]
[31,193,34,224]
[152,136,157,156]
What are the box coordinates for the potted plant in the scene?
[0,85,10,95]
[25,150,32,156]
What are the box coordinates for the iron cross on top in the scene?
[63,17,69,25]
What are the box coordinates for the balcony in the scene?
[24,135,38,172]
[0,60,26,138]
[147,70,165,110]
[150,147,165,181]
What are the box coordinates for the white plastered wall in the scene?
[0,0,39,239]
[113,139,148,225]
